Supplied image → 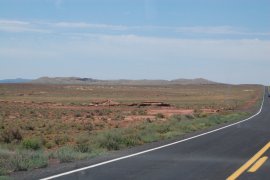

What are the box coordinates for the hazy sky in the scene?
[0,0,269,84]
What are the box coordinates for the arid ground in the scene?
[0,84,263,176]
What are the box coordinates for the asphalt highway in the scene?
[41,88,270,180]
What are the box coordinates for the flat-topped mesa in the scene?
[139,101,171,107]
[127,101,171,107]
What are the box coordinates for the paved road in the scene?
[42,88,270,180]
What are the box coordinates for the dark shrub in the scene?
[75,143,92,153]
[54,135,69,145]
[156,113,165,119]
[22,138,42,150]
[98,132,123,150]
[0,128,23,143]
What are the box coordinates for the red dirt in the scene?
[0,100,219,130]
[201,109,219,113]
[241,94,259,110]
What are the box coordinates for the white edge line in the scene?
[41,90,266,180]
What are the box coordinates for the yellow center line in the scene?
[248,156,268,173]
[227,142,270,180]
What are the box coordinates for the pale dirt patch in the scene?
[148,108,194,117]
[124,115,155,121]
[8,115,17,119]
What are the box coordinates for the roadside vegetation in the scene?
[0,112,249,177]
[0,84,263,177]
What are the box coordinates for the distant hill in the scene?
[31,77,100,84]
[31,77,220,85]
[0,78,32,83]
[171,78,217,85]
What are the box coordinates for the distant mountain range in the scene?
[0,77,220,85]
[31,77,219,85]
[0,78,32,83]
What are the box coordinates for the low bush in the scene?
[0,149,13,176]
[123,134,142,147]
[138,123,162,143]
[198,112,208,118]
[44,141,55,149]
[170,114,182,122]
[75,135,92,153]
[11,150,48,171]
[74,113,82,118]
[184,114,195,120]
[53,146,77,163]
[22,138,42,150]
[83,123,93,131]
[95,109,112,116]
[23,124,35,131]
[54,135,69,146]
[131,109,147,115]
[138,109,147,115]
[156,113,165,119]
[98,131,123,150]
[0,128,23,144]
[97,129,142,150]
[85,114,93,119]
[53,146,89,163]
[113,113,125,121]
[75,143,92,153]
[157,125,171,134]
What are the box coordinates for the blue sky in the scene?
[0,0,269,84]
